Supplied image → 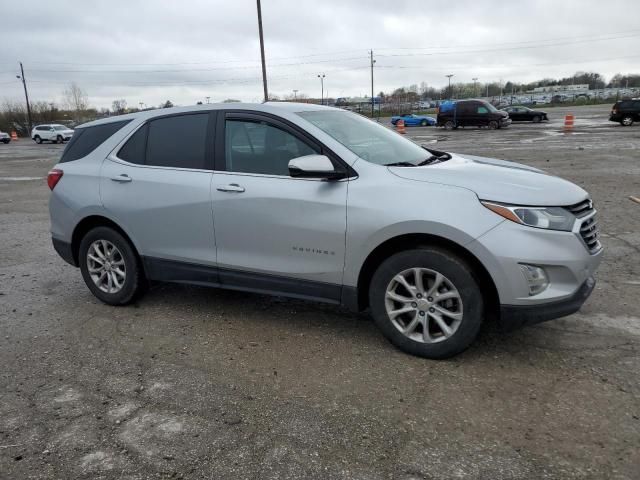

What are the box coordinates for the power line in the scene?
[7,29,639,71]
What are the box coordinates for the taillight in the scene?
[47,169,63,190]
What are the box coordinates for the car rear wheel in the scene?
[488,120,498,130]
[369,248,484,359]
[444,120,455,130]
[621,116,634,126]
[79,226,145,306]
[532,115,541,123]
[34,136,42,144]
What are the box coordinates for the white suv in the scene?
[32,124,74,144]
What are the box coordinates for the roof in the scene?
[78,102,336,129]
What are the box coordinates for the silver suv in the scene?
[48,103,602,358]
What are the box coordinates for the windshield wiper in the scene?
[384,161,417,167]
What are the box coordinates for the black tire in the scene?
[79,226,145,306]
[444,120,455,130]
[621,116,634,127]
[368,247,484,359]
[420,119,428,126]
[56,135,63,143]
[34,136,42,144]
[2,139,9,144]
[532,115,541,123]
[488,120,498,130]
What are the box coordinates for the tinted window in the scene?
[225,120,317,176]
[146,114,209,169]
[60,120,130,163]
[118,124,147,165]
[477,106,489,114]
[458,103,475,115]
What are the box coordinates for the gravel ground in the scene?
[1,104,639,479]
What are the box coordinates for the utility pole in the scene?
[445,74,454,99]
[472,78,478,98]
[17,62,33,133]
[293,89,298,100]
[256,0,268,102]
[318,74,325,105]
[139,102,144,110]
[370,50,376,117]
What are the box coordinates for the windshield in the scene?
[485,103,499,113]
[53,125,67,131]
[298,110,428,166]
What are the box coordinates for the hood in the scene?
[388,152,588,206]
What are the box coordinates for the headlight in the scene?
[481,201,575,231]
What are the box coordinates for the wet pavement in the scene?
[1,104,639,479]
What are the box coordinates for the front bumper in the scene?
[499,276,595,330]
[500,118,512,127]
[466,218,603,327]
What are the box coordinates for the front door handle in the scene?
[216,183,245,193]
[111,174,132,183]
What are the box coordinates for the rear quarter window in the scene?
[60,120,131,163]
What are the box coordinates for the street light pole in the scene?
[446,74,454,99]
[472,77,478,98]
[17,62,33,133]
[318,74,325,105]
[370,50,376,117]
[256,0,268,102]
[293,89,298,100]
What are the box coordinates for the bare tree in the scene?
[63,82,88,121]
[112,99,127,115]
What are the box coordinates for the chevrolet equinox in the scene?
[48,103,602,359]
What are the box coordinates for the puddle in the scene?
[0,176,43,181]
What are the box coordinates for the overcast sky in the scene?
[1,0,639,109]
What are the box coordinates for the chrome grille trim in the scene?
[567,199,601,254]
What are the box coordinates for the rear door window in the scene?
[61,120,131,163]
[146,114,209,169]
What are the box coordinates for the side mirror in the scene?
[288,154,344,180]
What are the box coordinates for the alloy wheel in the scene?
[87,240,126,294]
[385,267,463,343]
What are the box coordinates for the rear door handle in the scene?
[216,183,245,193]
[111,174,132,183]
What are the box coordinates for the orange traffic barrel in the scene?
[10,131,18,140]
[396,118,406,134]
[564,114,574,130]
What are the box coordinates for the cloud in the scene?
[1,0,639,108]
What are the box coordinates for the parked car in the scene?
[0,130,10,144]
[437,100,512,130]
[391,113,436,126]
[32,124,75,144]
[500,106,548,122]
[48,103,602,359]
[609,99,640,126]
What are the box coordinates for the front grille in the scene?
[566,198,593,218]
[566,199,601,253]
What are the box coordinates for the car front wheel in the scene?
[621,116,634,126]
[369,248,484,359]
[488,120,498,129]
[420,119,427,126]
[532,115,541,123]
[79,226,145,305]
